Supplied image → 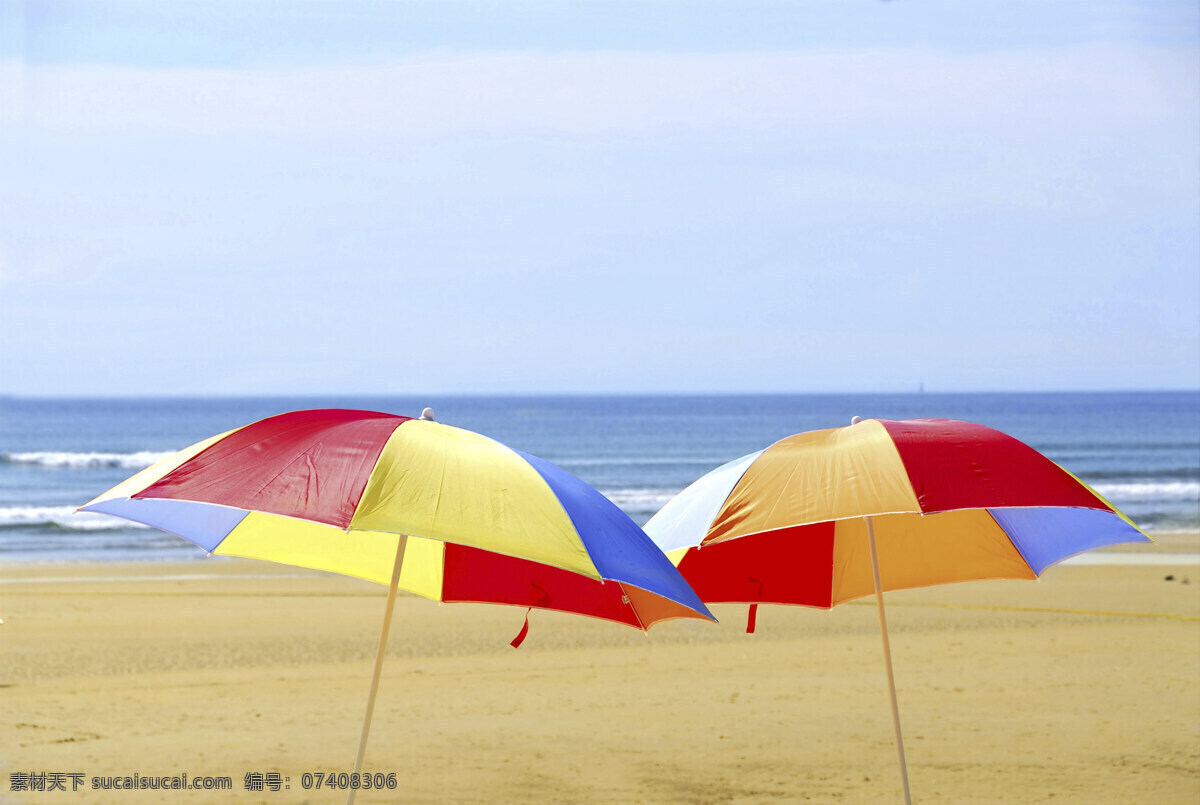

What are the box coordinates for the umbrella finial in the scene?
[419,407,435,421]
[850,416,862,426]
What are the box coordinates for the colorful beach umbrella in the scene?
[80,407,713,802]
[644,417,1149,804]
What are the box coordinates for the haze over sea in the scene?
[1,392,1196,563]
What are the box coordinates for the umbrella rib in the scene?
[617,583,648,632]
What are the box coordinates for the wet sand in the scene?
[2,534,1197,804]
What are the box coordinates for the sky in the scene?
[1,0,1197,396]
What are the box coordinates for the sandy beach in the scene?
[2,534,1197,805]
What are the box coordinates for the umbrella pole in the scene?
[865,515,912,805]
[347,534,408,805]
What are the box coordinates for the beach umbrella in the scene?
[80,407,714,803]
[643,417,1149,805]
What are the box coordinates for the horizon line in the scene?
[3,388,1198,402]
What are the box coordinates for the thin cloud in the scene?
[4,45,1194,142]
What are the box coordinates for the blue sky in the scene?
[1,1,1197,396]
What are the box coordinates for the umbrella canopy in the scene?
[644,417,1149,804]
[81,407,714,803]
[647,417,1148,610]
[82,408,712,631]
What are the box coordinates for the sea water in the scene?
[1,392,1196,563]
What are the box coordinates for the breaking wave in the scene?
[1090,480,1200,502]
[0,505,149,531]
[1,450,175,470]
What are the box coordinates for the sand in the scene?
[2,534,1198,804]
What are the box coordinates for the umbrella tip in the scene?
[850,416,862,425]
[419,407,436,421]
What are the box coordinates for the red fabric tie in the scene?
[509,582,553,648]
[746,576,763,633]
[510,608,534,648]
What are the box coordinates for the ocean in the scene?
[1,392,1197,563]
